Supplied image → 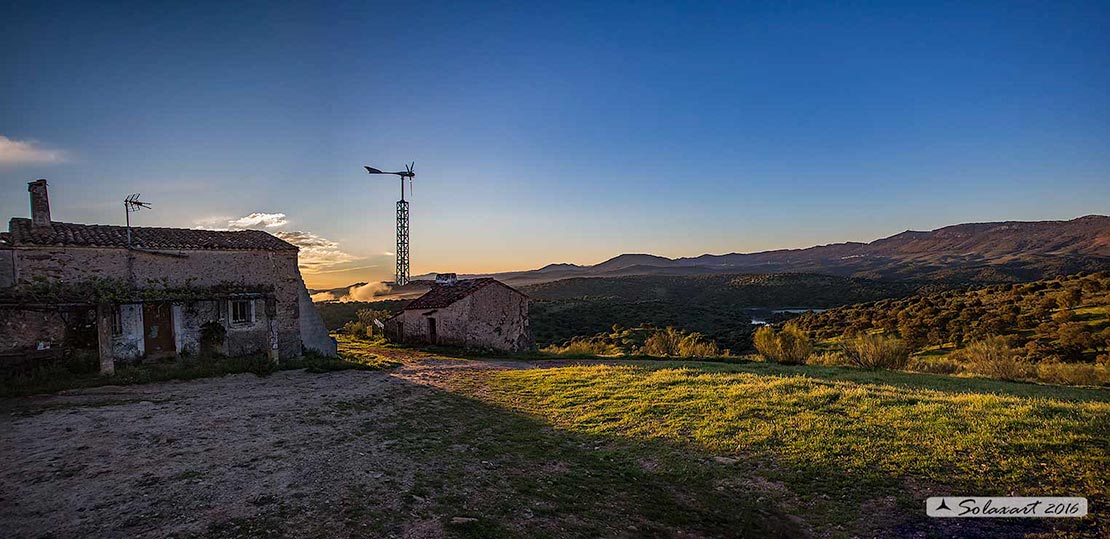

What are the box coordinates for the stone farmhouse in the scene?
[386,273,532,352]
[0,180,336,373]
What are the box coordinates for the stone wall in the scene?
[112,304,145,361]
[460,283,532,352]
[0,250,14,289]
[0,308,67,358]
[396,282,532,352]
[297,282,337,356]
[4,246,324,358]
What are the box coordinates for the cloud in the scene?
[212,211,364,275]
[227,212,288,228]
[0,135,67,166]
[273,230,357,271]
[382,251,395,256]
[344,282,391,301]
[310,282,393,303]
[310,291,339,302]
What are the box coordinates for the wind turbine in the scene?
[365,162,416,285]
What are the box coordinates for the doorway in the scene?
[427,318,437,345]
[143,302,176,359]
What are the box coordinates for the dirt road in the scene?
[0,357,526,539]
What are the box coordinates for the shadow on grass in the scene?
[341,374,1075,539]
[352,379,809,538]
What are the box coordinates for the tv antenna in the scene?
[123,194,151,249]
[364,162,415,285]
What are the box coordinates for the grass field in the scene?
[436,358,1108,537]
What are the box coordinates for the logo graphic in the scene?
[927,497,1087,518]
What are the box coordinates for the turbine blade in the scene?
[364,166,384,174]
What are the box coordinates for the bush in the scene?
[342,320,371,339]
[1035,359,1110,387]
[955,337,1033,381]
[642,327,723,358]
[806,351,849,366]
[542,337,619,357]
[676,332,723,358]
[199,321,226,353]
[840,334,910,369]
[753,325,812,365]
[907,355,962,375]
[642,327,683,357]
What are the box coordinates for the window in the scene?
[230,300,253,325]
[111,307,124,336]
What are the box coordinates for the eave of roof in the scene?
[404,278,526,310]
[6,218,298,252]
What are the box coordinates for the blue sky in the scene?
[2,1,1108,287]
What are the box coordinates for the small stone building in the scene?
[386,274,532,352]
[0,180,337,373]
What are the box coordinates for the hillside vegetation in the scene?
[528,273,923,350]
[523,273,921,304]
[790,272,1110,385]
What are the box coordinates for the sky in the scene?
[2,1,1108,289]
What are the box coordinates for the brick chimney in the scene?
[28,179,52,229]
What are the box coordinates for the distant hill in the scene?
[472,215,1110,285]
[342,215,1110,295]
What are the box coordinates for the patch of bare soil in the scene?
[0,356,510,538]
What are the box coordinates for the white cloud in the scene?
[211,211,364,275]
[382,251,395,256]
[0,135,67,166]
[228,212,288,228]
[273,230,357,272]
[344,282,391,301]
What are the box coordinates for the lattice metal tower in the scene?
[365,162,415,285]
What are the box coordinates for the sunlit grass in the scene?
[458,361,1109,532]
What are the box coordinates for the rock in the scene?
[450,517,478,524]
[713,456,738,465]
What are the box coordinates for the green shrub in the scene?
[542,338,620,357]
[907,355,962,375]
[641,327,684,357]
[753,325,812,365]
[806,351,849,366]
[342,320,371,339]
[840,334,910,369]
[642,327,723,358]
[1035,359,1109,387]
[199,321,226,353]
[955,337,1033,381]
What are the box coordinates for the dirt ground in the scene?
[0,356,533,539]
[1,354,1059,539]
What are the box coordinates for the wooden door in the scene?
[143,302,176,358]
[427,318,437,345]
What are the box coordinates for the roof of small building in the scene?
[4,218,298,252]
[406,278,523,310]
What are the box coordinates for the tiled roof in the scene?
[5,218,298,252]
[406,278,511,310]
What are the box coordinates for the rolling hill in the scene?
[425,215,1110,286]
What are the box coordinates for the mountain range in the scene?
[432,215,1110,286]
